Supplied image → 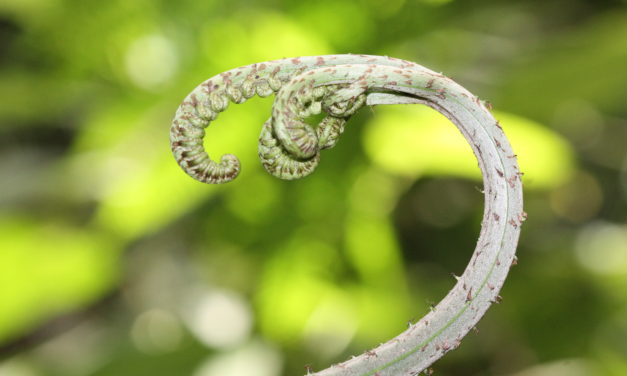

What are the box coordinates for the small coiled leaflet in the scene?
[170,55,417,183]
[170,55,524,375]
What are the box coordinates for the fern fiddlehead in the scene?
[170,55,525,375]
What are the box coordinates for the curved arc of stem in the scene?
[170,55,524,376]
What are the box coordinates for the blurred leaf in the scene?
[363,105,575,189]
[0,216,119,343]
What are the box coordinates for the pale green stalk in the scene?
[170,54,525,375]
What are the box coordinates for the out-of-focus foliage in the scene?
[1,0,626,375]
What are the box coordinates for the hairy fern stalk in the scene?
[170,54,525,375]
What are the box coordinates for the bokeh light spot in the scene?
[183,289,252,349]
[131,309,183,354]
[192,341,282,376]
[0,360,39,376]
[508,358,598,376]
[125,34,178,90]
[575,222,627,276]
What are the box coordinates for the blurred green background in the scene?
[1,0,626,375]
